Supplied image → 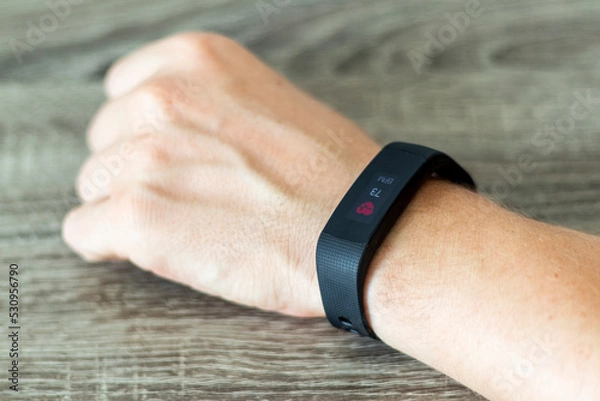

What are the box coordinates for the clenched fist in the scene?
[63,32,381,317]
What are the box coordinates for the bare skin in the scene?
[62,32,600,401]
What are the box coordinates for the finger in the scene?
[105,41,170,99]
[87,92,138,153]
[79,130,213,204]
[88,75,197,153]
[76,138,137,203]
[62,198,128,262]
[104,32,225,99]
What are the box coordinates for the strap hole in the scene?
[338,317,352,328]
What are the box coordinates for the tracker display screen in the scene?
[347,173,400,224]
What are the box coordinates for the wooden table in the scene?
[1,1,598,399]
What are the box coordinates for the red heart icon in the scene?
[356,201,375,216]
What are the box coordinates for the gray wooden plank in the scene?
[0,0,599,399]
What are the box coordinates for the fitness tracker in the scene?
[316,142,475,339]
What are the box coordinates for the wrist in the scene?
[315,142,475,338]
[364,179,483,344]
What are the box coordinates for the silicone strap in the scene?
[316,142,475,339]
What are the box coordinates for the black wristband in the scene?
[316,142,475,339]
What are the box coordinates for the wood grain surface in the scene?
[0,0,599,400]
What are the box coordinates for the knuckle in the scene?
[111,188,156,234]
[128,134,171,171]
[168,31,233,59]
[132,80,180,126]
[76,157,111,201]
[165,32,240,76]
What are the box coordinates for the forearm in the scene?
[365,180,600,401]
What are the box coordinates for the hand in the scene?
[63,32,381,317]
